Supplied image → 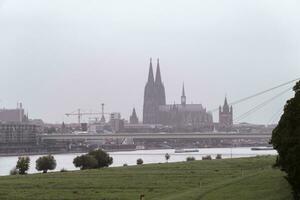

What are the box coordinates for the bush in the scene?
[123,164,128,167]
[73,155,98,170]
[202,155,212,160]
[36,155,57,173]
[10,167,18,175]
[16,156,30,175]
[137,158,143,165]
[186,157,195,162]
[216,154,222,160]
[88,149,113,168]
[73,149,113,170]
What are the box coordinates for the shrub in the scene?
[202,155,212,160]
[73,155,98,170]
[36,155,57,173]
[88,149,113,168]
[16,156,30,175]
[137,158,143,165]
[10,167,18,175]
[123,163,128,167]
[186,157,195,162]
[216,154,222,160]
[73,149,113,170]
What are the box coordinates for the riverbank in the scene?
[0,147,278,176]
[0,156,292,200]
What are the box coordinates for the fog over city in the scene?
[0,0,299,124]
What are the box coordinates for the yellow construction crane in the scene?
[65,104,109,125]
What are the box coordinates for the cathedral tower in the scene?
[143,58,166,124]
[219,97,233,126]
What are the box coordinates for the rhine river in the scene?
[0,147,277,176]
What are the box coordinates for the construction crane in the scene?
[65,103,110,125]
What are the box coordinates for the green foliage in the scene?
[16,156,30,175]
[165,153,170,163]
[137,158,143,165]
[271,81,300,199]
[73,149,113,170]
[73,155,98,170]
[0,156,293,200]
[216,154,222,160]
[186,157,196,162]
[36,155,57,173]
[203,155,212,160]
[88,149,113,168]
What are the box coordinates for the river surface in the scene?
[0,147,277,176]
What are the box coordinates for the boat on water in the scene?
[251,147,274,151]
[174,149,199,153]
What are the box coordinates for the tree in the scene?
[88,149,113,168]
[271,81,300,199]
[137,158,143,165]
[73,155,98,170]
[165,153,170,163]
[16,156,30,175]
[36,155,57,173]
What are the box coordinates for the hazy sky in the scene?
[0,0,299,124]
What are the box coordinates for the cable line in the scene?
[209,77,300,113]
[234,87,292,122]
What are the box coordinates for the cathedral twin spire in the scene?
[143,58,166,124]
[147,58,162,84]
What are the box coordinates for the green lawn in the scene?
[0,156,292,200]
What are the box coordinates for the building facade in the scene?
[0,122,38,145]
[0,103,28,123]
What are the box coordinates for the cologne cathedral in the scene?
[143,59,214,132]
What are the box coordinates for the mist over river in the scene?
[0,147,277,176]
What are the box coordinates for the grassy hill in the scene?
[0,156,292,200]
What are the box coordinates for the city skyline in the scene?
[0,0,299,124]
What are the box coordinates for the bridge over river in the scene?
[39,132,272,142]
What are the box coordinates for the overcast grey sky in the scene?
[0,0,299,124]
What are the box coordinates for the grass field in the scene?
[0,156,293,200]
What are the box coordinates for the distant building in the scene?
[129,108,139,124]
[110,113,124,133]
[0,103,28,123]
[218,97,233,131]
[158,85,214,132]
[0,122,38,145]
[142,59,214,132]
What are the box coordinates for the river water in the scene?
[0,147,277,176]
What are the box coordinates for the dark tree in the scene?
[73,155,98,170]
[16,156,30,175]
[88,149,113,168]
[137,158,143,165]
[36,155,57,173]
[271,81,300,199]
